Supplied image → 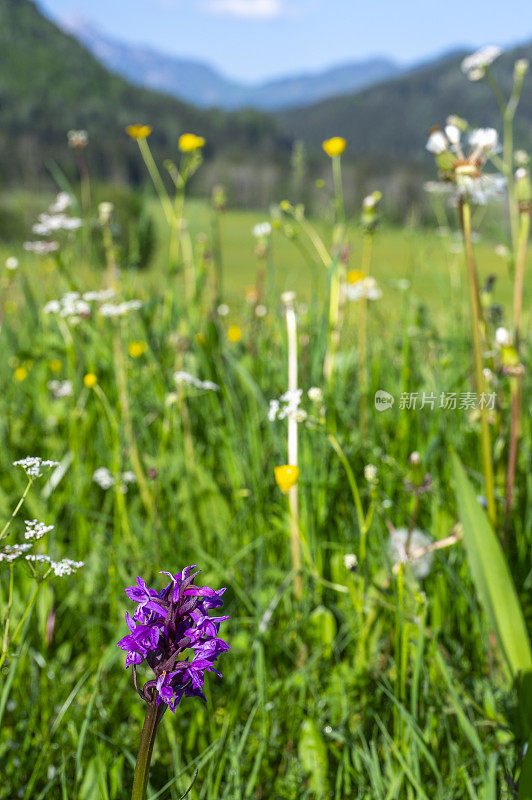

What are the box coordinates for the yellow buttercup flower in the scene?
[83,373,98,388]
[347,269,365,285]
[274,465,300,494]
[227,325,242,343]
[179,133,206,153]
[322,137,347,157]
[128,341,148,358]
[126,124,153,140]
[14,366,28,382]
[50,359,62,373]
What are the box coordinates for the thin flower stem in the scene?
[332,155,345,225]
[358,233,374,434]
[461,199,496,526]
[1,566,15,664]
[0,479,33,542]
[513,210,530,344]
[138,139,174,226]
[131,700,167,800]
[0,581,39,671]
[283,293,302,599]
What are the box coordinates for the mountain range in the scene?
[2,0,532,204]
[61,17,401,111]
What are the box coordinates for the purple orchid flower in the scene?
[125,577,167,623]
[118,567,229,712]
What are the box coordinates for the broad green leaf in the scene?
[298,719,329,798]
[452,452,532,678]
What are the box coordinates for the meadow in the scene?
[0,53,532,800]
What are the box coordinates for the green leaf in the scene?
[451,452,532,678]
[298,719,329,798]
[518,743,532,800]
[309,605,337,657]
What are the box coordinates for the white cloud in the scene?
[205,0,283,19]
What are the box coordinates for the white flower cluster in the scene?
[43,289,119,321]
[495,327,512,347]
[13,457,59,478]
[93,467,137,493]
[48,380,73,399]
[268,389,306,422]
[0,543,32,563]
[44,292,91,319]
[344,276,382,301]
[24,520,54,541]
[99,300,143,317]
[5,257,19,271]
[173,371,220,392]
[461,46,502,81]
[23,241,59,255]
[252,222,272,238]
[25,553,84,576]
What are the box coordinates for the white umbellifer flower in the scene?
[49,559,84,577]
[217,303,230,317]
[426,130,448,155]
[5,257,19,270]
[495,327,512,347]
[32,213,82,236]
[255,304,267,318]
[364,464,378,482]
[308,386,323,404]
[388,528,434,579]
[24,519,54,541]
[23,241,59,254]
[345,276,382,301]
[461,45,502,80]
[515,167,528,181]
[444,124,461,146]
[48,380,73,399]
[99,300,142,317]
[268,388,304,422]
[0,543,33,562]
[82,289,116,302]
[515,150,530,167]
[469,128,499,155]
[93,467,115,490]
[13,457,59,478]
[409,451,421,465]
[252,222,272,238]
[362,194,377,209]
[121,471,137,484]
[344,553,358,572]
[49,193,71,214]
[173,371,219,392]
[44,292,91,319]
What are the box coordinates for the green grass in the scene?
[0,186,530,800]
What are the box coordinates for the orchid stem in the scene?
[131,700,166,800]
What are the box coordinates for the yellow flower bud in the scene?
[274,465,300,494]
[128,341,148,358]
[49,359,62,373]
[347,269,365,285]
[14,366,28,382]
[83,373,98,388]
[126,124,153,140]
[227,325,242,343]
[179,133,206,152]
[322,137,347,157]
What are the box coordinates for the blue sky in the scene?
[39,0,532,82]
